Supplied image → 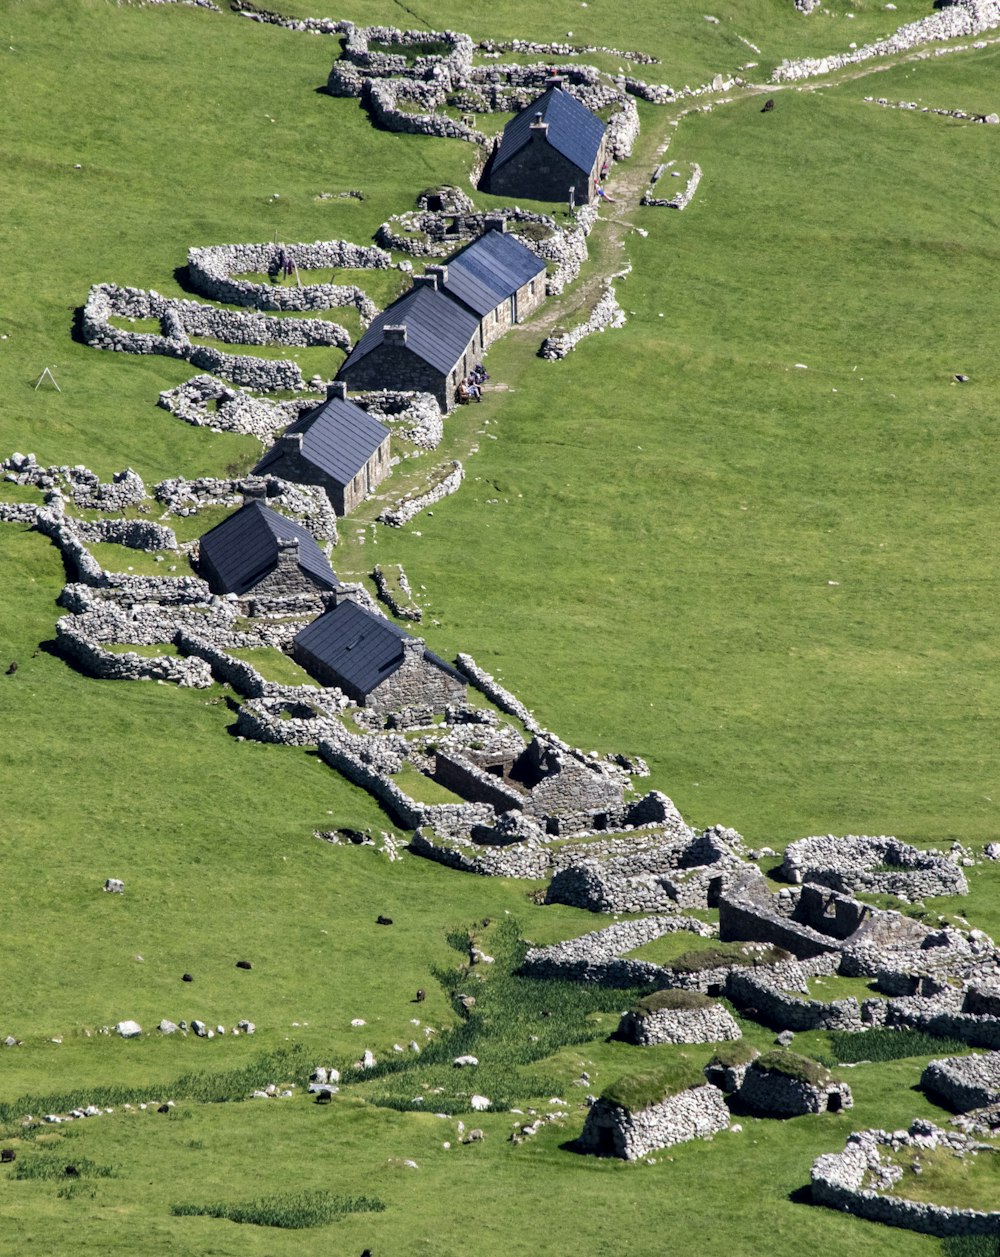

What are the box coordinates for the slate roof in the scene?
[198,500,337,596]
[440,230,546,318]
[494,85,606,177]
[340,284,480,377]
[293,599,463,697]
[254,395,389,487]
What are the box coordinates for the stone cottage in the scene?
[197,499,337,598]
[736,1050,853,1116]
[252,383,391,516]
[337,281,482,411]
[292,589,465,713]
[616,991,742,1046]
[578,1074,730,1159]
[424,225,546,348]
[485,82,608,205]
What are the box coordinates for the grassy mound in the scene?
[600,1056,707,1112]
[633,989,715,1016]
[754,1050,830,1088]
[668,943,792,975]
[707,1041,760,1070]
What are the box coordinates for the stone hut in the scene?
[617,990,742,1046]
[485,82,608,205]
[578,1067,730,1159]
[292,590,465,713]
[337,282,482,411]
[252,383,390,516]
[196,499,337,598]
[424,226,546,348]
[736,1050,853,1116]
[921,1052,1000,1113]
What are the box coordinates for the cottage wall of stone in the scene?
[260,433,392,515]
[340,336,481,411]
[488,135,598,204]
[578,1084,730,1159]
[368,643,466,714]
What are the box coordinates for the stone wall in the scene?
[81,284,312,391]
[577,1084,730,1159]
[922,1053,1000,1112]
[520,914,714,987]
[186,240,391,317]
[726,966,864,1033]
[642,162,702,209]
[157,376,311,443]
[811,1119,1000,1238]
[540,275,627,360]
[773,0,1000,83]
[379,459,464,527]
[55,617,213,688]
[781,833,968,899]
[433,749,525,813]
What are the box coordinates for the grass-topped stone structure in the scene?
[578,1058,730,1160]
[616,989,741,1046]
[737,1049,853,1117]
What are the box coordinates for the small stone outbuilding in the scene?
[736,1050,853,1116]
[292,590,465,713]
[337,281,482,411]
[424,226,546,348]
[253,383,390,516]
[617,991,742,1046]
[485,82,608,205]
[197,500,337,598]
[578,1070,730,1160]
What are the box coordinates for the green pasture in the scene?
[1,1,999,1252]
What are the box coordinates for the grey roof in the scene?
[440,230,546,317]
[254,396,389,487]
[198,500,337,596]
[340,285,480,377]
[494,86,606,177]
[293,599,463,697]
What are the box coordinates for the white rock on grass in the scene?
[471,1095,492,1111]
[115,1020,142,1038]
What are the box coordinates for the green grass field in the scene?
[2,0,999,1252]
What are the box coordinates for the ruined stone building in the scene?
[424,226,546,347]
[196,499,338,598]
[292,589,466,712]
[484,82,608,205]
[337,281,482,411]
[252,382,391,516]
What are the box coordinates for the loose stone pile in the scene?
[780,833,969,899]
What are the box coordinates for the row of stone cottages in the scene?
[194,86,608,714]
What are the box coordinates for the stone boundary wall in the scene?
[726,965,863,1032]
[157,376,310,443]
[72,517,177,550]
[408,829,552,878]
[772,0,1000,83]
[578,1084,730,1159]
[154,475,338,544]
[811,1120,1000,1238]
[520,914,714,986]
[885,998,1000,1050]
[781,834,968,899]
[455,653,541,733]
[540,275,627,360]
[81,284,334,391]
[3,453,146,511]
[379,460,464,526]
[433,749,525,813]
[921,1053,1000,1112]
[55,617,213,688]
[642,162,702,209]
[357,390,443,451]
[174,632,345,706]
[372,563,422,620]
[230,2,347,34]
[864,95,1000,123]
[186,240,391,317]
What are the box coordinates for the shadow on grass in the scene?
[787,1184,814,1207]
[70,306,87,347]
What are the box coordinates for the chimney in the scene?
[545,74,565,89]
[401,635,425,664]
[275,535,300,568]
[483,214,507,235]
[325,581,363,609]
[326,380,348,401]
[384,325,407,347]
[413,273,439,290]
[425,264,448,286]
[530,111,548,137]
[241,479,267,505]
[281,430,303,452]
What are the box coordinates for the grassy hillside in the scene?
[1,1,998,1252]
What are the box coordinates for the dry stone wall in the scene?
[922,1052,1000,1112]
[578,1083,730,1159]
